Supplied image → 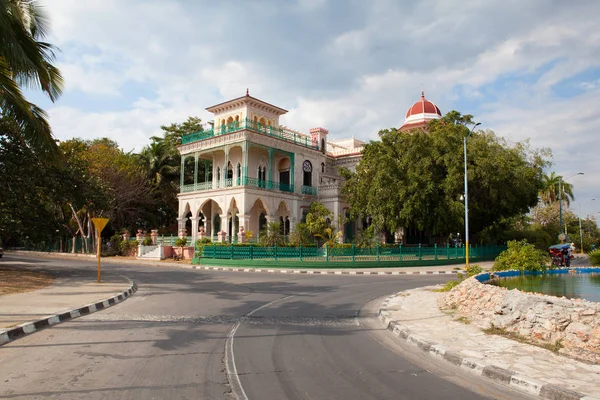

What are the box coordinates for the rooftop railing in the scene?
[181,118,320,151]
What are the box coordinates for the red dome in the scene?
[405,92,441,118]
[400,92,442,131]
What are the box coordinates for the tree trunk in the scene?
[68,203,88,253]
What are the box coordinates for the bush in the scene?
[435,279,462,292]
[492,239,548,272]
[175,237,187,247]
[120,240,138,257]
[142,237,153,246]
[589,249,600,266]
[196,238,212,246]
[465,264,483,277]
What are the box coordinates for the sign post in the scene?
[92,218,109,283]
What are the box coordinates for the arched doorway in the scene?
[259,213,267,233]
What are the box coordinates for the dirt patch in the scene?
[0,268,55,296]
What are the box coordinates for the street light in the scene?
[464,122,481,268]
[558,172,584,241]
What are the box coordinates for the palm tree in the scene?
[259,222,285,247]
[139,138,179,187]
[0,0,63,155]
[539,172,574,206]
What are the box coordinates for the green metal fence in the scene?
[192,243,506,267]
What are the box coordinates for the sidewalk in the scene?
[379,285,600,400]
[0,257,136,345]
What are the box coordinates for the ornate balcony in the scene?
[180,177,294,195]
[301,185,317,196]
[181,118,320,151]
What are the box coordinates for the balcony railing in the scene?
[301,185,317,196]
[181,118,320,151]
[180,177,294,194]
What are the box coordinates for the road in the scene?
[0,254,532,399]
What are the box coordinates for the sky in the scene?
[29,0,600,218]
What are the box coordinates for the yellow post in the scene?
[96,228,101,283]
[91,218,109,284]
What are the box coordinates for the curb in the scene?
[0,279,138,347]
[7,251,467,275]
[190,265,461,275]
[378,296,599,400]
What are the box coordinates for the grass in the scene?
[483,324,563,353]
[455,316,471,324]
[0,267,55,296]
[433,280,461,292]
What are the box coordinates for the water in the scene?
[489,272,600,302]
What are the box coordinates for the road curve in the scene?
[0,254,531,399]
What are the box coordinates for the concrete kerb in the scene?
[378,294,599,400]
[7,250,467,275]
[0,277,138,347]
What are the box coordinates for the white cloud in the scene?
[35,0,600,217]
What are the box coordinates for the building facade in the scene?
[176,91,365,244]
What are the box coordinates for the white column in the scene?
[191,217,200,243]
[177,217,186,238]
[221,214,228,239]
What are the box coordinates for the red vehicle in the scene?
[548,244,572,267]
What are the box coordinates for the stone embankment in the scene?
[439,275,600,364]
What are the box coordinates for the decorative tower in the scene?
[310,127,328,154]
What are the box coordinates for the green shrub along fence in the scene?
[192,243,506,268]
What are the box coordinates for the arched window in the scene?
[285,217,290,235]
[216,167,221,185]
[227,161,233,180]
[279,216,284,235]
[236,163,241,185]
[321,162,325,173]
[303,160,312,187]
[258,166,265,187]
[259,213,267,233]
[213,214,221,233]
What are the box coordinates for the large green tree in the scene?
[0,0,63,157]
[0,117,68,246]
[138,117,204,229]
[340,112,550,242]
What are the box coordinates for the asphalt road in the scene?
[0,254,533,400]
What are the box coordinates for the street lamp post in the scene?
[464,122,480,269]
[558,172,584,242]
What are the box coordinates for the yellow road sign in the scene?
[92,217,109,283]
[92,217,109,232]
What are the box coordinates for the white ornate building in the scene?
[176,91,365,243]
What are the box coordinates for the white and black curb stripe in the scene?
[0,280,137,346]
[191,265,460,275]
[378,295,598,400]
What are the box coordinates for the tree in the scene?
[341,112,550,242]
[259,222,285,247]
[0,0,63,157]
[304,202,337,245]
[539,172,575,206]
[0,117,65,246]
[138,117,204,229]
